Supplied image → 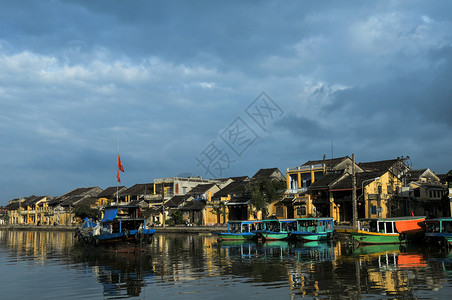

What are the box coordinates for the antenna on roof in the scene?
[331,141,334,159]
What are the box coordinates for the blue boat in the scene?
[216,220,263,241]
[259,219,297,240]
[77,205,156,247]
[424,218,452,248]
[290,218,334,241]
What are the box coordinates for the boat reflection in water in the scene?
[71,249,155,298]
[3,231,452,299]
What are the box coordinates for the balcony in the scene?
[287,164,325,172]
[286,188,308,194]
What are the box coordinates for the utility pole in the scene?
[352,154,357,230]
[162,182,166,228]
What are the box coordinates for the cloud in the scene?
[1,1,452,203]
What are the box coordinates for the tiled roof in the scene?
[165,195,190,208]
[49,187,102,206]
[302,156,350,168]
[119,183,154,197]
[252,168,282,179]
[213,181,248,198]
[98,186,127,198]
[309,173,344,190]
[358,159,401,172]
[5,202,20,210]
[187,183,216,196]
[229,176,250,182]
[179,200,206,211]
[330,171,385,190]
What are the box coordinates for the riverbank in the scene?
[0,224,354,241]
[0,224,228,233]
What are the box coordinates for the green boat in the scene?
[290,218,334,241]
[424,218,452,248]
[259,219,297,240]
[216,220,263,241]
[350,216,425,245]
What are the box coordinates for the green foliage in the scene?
[73,200,101,221]
[247,179,285,217]
[171,210,184,225]
[210,201,227,224]
[211,202,227,216]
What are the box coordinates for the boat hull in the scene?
[424,233,452,248]
[261,231,289,240]
[291,231,332,241]
[351,230,402,244]
[217,232,256,241]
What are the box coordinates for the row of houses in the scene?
[2,156,451,226]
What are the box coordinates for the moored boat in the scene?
[216,220,263,241]
[424,218,452,248]
[350,216,425,245]
[77,205,156,248]
[290,218,334,241]
[259,219,296,240]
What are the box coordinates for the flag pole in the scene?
[117,137,119,204]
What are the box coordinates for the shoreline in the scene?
[0,224,228,233]
[0,224,353,241]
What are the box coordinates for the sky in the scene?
[1,1,452,205]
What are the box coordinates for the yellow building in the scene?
[6,196,52,225]
[279,157,358,219]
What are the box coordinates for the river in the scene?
[1,230,452,299]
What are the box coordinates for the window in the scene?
[371,206,377,215]
[297,206,307,216]
[276,206,284,218]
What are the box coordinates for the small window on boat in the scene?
[378,222,385,233]
[385,222,394,234]
[443,221,452,233]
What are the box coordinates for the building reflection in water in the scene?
[2,231,452,299]
[71,250,155,298]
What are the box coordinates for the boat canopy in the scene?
[101,208,118,222]
[395,218,425,233]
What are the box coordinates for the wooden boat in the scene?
[76,205,156,247]
[290,218,334,241]
[259,219,297,240]
[216,220,263,241]
[424,218,452,248]
[350,216,425,245]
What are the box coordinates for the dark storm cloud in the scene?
[1,1,452,203]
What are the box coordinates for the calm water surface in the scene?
[1,230,452,299]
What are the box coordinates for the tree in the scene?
[211,201,227,224]
[73,200,101,221]
[247,179,285,218]
[171,210,184,225]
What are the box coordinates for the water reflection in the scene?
[1,230,452,299]
[71,250,154,298]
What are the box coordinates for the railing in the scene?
[286,188,308,194]
[287,164,325,172]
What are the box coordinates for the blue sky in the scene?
[1,1,452,204]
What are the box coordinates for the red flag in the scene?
[117,170,121,183]
[118,154,124,172]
